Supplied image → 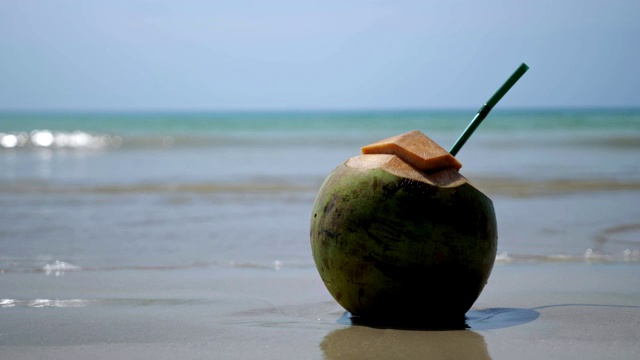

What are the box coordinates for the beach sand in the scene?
[1,260,639,359]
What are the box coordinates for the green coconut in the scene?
[310,130,497,322]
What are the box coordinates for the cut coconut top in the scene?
[361,130,462,172]
[346,154,466,187]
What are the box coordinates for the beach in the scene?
[1,260,638,359]
[1,110,639,359]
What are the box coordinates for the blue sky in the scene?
[1,0,638,110]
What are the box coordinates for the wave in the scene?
[0,180,319,195]
[0,259,308,276]
[0,129,381,152]
[0,298,94,308]
[0,298,211,308]
[0,130,123,150]
[0,130,227,150]
[1,249,638,278]
[494,249,640,264]
[1,176,638,197]
[471,177,640,197]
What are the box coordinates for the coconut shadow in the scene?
[337,307,540,331]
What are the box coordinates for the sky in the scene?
[0,0,639,111]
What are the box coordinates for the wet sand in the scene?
[1,261,638,359]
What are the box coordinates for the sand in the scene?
[1,260,639,360]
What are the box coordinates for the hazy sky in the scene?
[1,0,638,111]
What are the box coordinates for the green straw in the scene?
[449,63,529,156]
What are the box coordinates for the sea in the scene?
[1,109,640,277]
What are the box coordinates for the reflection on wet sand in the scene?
[322,308,541,359]
[322,326,490,359]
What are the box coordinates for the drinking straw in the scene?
[449,63,529,156]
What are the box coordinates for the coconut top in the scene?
[347,130,466,187]
[361,130,462,172]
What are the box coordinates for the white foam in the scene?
[494,251,514,264]
[31,130,54,147]
[1,299,92,308]
[43,260,81,276]
[273,260,284,270]
[0,133,18,148]
[583,248,615,262]
[623,249,640,262]
[0,130,119,149]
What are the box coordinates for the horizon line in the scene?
[2,105,640,115]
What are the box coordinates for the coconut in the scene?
[310,130,497,323]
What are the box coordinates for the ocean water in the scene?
[1,109,640,276]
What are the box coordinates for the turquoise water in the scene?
[2,108,639,132]
[1,109,640,273]
[1,109,639,186]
